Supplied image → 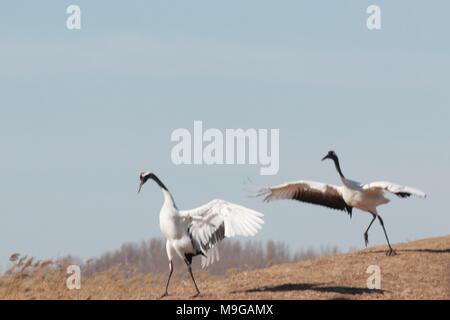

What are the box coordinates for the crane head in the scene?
[138,171,152,193]
[321,150,337,162]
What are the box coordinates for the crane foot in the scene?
[386,248,397,256]
[159,292,169,299]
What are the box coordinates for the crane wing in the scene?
[257,180,352,215]
[180,199,264,268]
[363,181,426,198]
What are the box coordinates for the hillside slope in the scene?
[209,235,450,300]
[1,235,449,300]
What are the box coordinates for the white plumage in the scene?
[138,172,264,298]
[257,151,426,256]
[180,199,264,267]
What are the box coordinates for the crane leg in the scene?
[159,260,173,299]
[185,254,201,297]
[364,214,377,247]
[377,216,397,256]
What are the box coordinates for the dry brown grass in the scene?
[1,235,449,300]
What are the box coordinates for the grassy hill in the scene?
[1,235,449,300]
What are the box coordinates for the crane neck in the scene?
[148,173,168,191]
[149,174,177,208]
[332,155,345,179]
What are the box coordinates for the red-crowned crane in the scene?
[256,151,426,256]
[138,172,264,298]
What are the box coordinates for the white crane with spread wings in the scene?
[138,172,264,298]
[257,151,426,256]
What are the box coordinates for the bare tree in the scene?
[83,238,339,277]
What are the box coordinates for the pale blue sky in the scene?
[0,1,449,269]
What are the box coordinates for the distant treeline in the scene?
[82,238,339,276]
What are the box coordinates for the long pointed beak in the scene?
[321,155,328,162]
[138,181,143,194]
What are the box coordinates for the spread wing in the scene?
[180,199,264,268]
[363,181,426,198]
[257,180,352,215]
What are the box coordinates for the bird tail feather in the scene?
[201,246,220,268]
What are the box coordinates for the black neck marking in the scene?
[147,173,169,191]
[331,155,345,179]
